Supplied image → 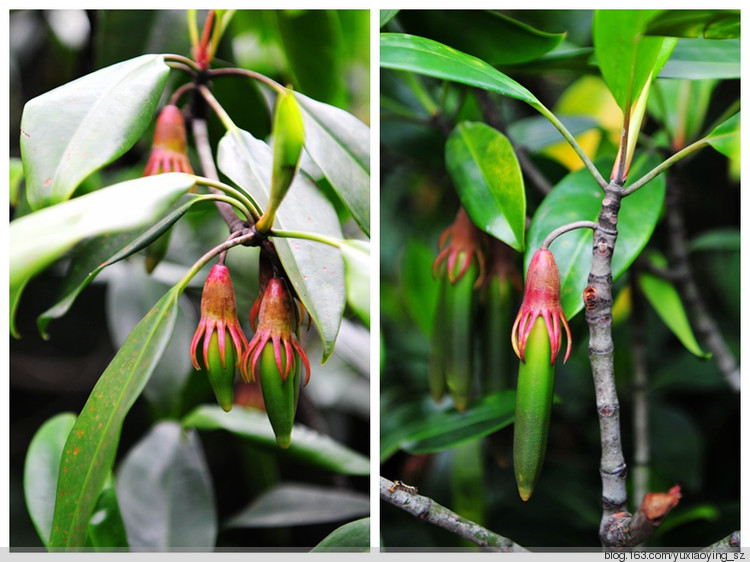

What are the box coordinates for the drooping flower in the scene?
[511,248,572,364]
[432,207,486,287]
[241,277,311,384]
[190,263,247,371]
[143,105,193,176]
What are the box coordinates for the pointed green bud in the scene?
[255,89,305,234]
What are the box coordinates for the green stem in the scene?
[541,220,598,250]
[195,176,261,220]
[207,67,285,95]
[535,104,609,190]
[163,53,202,73]
[176,231,256,293]
[270,229,343,249]
[621,137,709,196]
[399,70,439,115]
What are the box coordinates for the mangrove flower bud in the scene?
[242,278,311,448]
[511,247,571,501]
[433,207,486,287]
[511,248,571,365]
[142,104,194,272]
[255,89,305,234]
[143,105,194,176]
[190,264,248,412]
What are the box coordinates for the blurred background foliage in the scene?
[380,9,739,548]
[10,9,369,549]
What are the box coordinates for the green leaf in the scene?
[294,91,370,236]
[381,391,516,460]
[526,153,665,319]
[645,10,740,39]
[340,239,370,328]
[182,405,369,476]
[380,33,540,108]
[20,54,169,210]
[48,285,182,549]
[658,38,740,80]
[638,252,710,358]
[395,10,565,65]
[275,10,347,107]
[10,173,195,338]
[650,402,703,490]
[593,10,672,113]
[23,412,77,546]
[451,440,485,528]
[311,517,370,552]
[226,483,368,528]
[37,193,204,339]
[217,130,345,362]
[116,422,217,549]
[706,111,740,161]
[445,122,526,251]
[86,477,129,550]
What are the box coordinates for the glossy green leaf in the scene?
[294,91,370,236]
[275,10,346,107]
[400,239,440,338]
[217,129,345,362]
[10,173,195,338]
[20,54,169,210]
[395,10,565,65]
[658,38,740,79]
[182,405,369,476]
[116,422,217,549]
[638,252,710,358]
[382,391,516,459]
[380,33,540,108]
[311,517,370,552]
[23,412,77,546]
[37,193,204,339]
[86,477,129,550]
[340,239,370,328]
[445,122,526,251]
[226,483,368,528]
[48,285,182,549]
[526,153,665,319]
[645,10,740,39]
[706,111,740,161]
[593,11,671,113]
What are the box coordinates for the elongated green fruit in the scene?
[205,331,236,412]
[428,272,448,402]
[513,317,554,501]
[256,89,305,234]
[481,275,515,393]
[258,343,301,449]
[444,255,477,412]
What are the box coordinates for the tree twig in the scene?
[665,175,740,391]
[585,181,681,546]
[700,531,741,552]
[190,114,247,234]
[379,477,528,552]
